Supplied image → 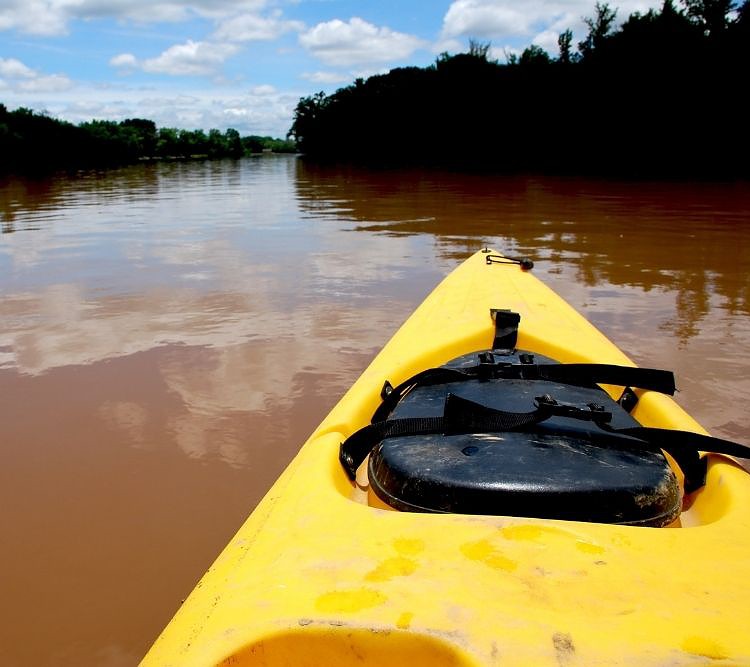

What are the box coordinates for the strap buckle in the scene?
[534,394,612,425]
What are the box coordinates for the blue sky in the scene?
[1,0,663,137]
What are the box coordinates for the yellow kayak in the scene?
[142,250,750,665]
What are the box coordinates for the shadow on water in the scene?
[294,160,750,330]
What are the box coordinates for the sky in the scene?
[1,0,665,138]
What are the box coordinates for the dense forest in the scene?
[0,107,295,174]
[289,0,750,177]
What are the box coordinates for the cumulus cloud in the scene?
[299,17,426,67]
[5,83,303,137]
[431,37,463,55]
[17,73,72,92]
[0,0,68,35]
[109,53,138,73]
[213,9,304,42]
[300,70,351,85]
[250,84,276,95]
[441,0,660,45]
[443,1,530,38]
[0,57,36,79]
[0,0,270,35]
[131,40,240,76]
[531,28,565,55]
[0,56,72,92]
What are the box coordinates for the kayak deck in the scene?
[142,250,750,665]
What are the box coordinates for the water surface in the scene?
[1,156,748,665]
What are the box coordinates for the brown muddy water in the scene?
[1,155,749,665]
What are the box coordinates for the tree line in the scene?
[289,0,749,178]
[0,107,295,175]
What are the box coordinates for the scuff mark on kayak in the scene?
[552,632,575,665]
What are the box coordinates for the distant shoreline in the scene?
[0,105,295,176]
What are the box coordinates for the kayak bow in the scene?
[143,250,750,666]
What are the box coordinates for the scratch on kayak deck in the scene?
[552,632,575,665]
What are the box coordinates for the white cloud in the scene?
[491,45,518,63]
[0,57,35,78]
[213,9,304,42]
[110,53,138,69]
[111,37,255,79]
[17,73,72,92]
[431,37,463,55]
[441,0,660,44]
[299,17,426,67]
[530,28,562,56]
[300,70,350,84]
[0,56,72,92]
[0,0,269,35]
[159,0,267,21]
[141,40,240,76]
[250,84,276,95]
[3,82,303,136]
[0,0,68,35]
[443,1,530,38]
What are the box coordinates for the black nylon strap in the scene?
[444,393,552,434]
[341,396,750,491]
[601,426,750,493]
[339,416,445,480]
[534,364,675,395]
[372,363,676,423]
[340,395,550,480]
[491,309,520,350]
[372,367,473,422]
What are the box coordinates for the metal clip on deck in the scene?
[534,394,613,425]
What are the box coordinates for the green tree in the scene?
[558,29,574,63]
[468,39,493,61]
[682,0,737,34]
[156,127,180,156]
[520,44,552,66]
[177,129,208,156]
[224,128,244,157]
[579,2,618,57]
[121,118,157,156]
[207,128,226,157]
[288,91,329,151]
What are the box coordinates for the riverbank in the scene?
[289,3,749,179]
[0,105,295,176]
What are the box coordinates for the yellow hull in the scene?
[143,250,750,665]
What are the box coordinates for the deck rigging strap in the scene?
[371,362,676,423]
[340,394,558,480]
[599,425,750,492]
[491,309,520,350]
[341,392,750,491]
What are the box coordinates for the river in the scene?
[1,155,749,665]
